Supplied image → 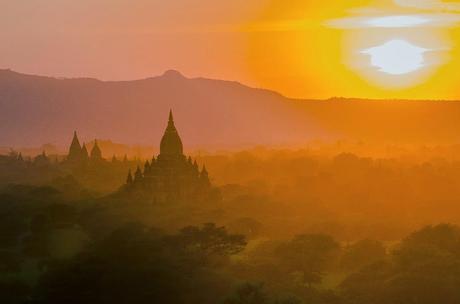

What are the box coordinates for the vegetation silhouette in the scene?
[2,112,460,303]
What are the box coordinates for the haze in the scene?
[4,2,460,304]
[4,0,460,99]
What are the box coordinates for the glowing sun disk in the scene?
[361,40,429,75]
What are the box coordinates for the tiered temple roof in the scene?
[124,110,212,203]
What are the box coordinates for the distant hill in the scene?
[1,69,460,148]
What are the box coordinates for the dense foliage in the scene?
[2,148,460,303]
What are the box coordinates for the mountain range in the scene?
[1,69,460,149]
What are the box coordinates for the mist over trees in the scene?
[2,132,460,303]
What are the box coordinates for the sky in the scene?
[2,0,460,99]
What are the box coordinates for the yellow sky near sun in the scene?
[245,0,460,99]
[2,0,460,99]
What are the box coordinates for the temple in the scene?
[66,132,104,163]
[123,110,213,203]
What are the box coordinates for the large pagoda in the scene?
[124,110,213,203]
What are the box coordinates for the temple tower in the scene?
[159,110,183,157]
[68,131,82,162]
[90,140,103,160]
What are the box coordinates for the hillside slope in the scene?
[1,69,459,148]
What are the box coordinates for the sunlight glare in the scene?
[366,15,431,28]
[361,40,429,75]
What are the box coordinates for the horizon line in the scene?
[1,68,459,102]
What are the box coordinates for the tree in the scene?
[172,223,247,257]
[223,283,306,304]
[340,239,387,272]
[394,224,460,269]
[276,234,340,286]
[34,223,246,304]
[223,283,270,304]
[0,279,31,304]
[341,224,460,304]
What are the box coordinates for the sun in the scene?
[361,40,429,75]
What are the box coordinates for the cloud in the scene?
[327,13,460,28]
[394,0,460,12]
[326,1,460,29]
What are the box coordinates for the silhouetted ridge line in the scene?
[3,68,460,147]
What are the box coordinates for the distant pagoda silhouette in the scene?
[66,132,105,163]
[68,131,83,162]
[124,110,213,203]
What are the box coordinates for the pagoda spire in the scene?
[200,165,210,187]
[201,165,208,175]
[71,131,80,146]
[81,143,89,161]
[193,160,199,171]
[91,140,102,160]
[126,169,133,184]
[166,109,176,131]
[134,166,143,182]
[144,160,151,174]
[160,109,183,156]
[68,131,82,161]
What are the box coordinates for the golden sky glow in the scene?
[3,0,460,99]
[246,0,460,99]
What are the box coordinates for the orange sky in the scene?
[2,0,460,99]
